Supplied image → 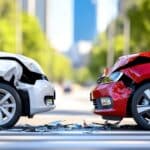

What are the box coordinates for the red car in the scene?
[90,51,150,129]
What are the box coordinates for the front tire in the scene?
[131,83,150,130]
[0,83,22,128]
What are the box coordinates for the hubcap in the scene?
[137,89,150,123]
[0,89,16,125]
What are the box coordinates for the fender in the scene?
[122,63,150,83]
[0,60,23,85]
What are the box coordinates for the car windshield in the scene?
[109,72,122,82]
[97,72,123,84]
[97,76,111,84]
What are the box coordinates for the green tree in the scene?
[128,0,150,51]
[89,33,125,79]
[89,33,107,78]
[0,0,73,81]
[21,13,53,75]
[0,0,16,52]
[74,67,92,84]
[88,0,150,79]
[51,52,73,82]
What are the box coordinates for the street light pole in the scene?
[123,16,130,55]
[107,22,115,68]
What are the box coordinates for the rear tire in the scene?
[131,83,150,130]
[0,83,22,128]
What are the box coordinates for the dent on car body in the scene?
[90,51,150,129]
[0,52,55,128]
[0,60,23,85]
[93,81,132,117]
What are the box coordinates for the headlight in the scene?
[109,71,123,82]
[101,97,112,106]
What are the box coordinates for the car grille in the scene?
[93,99,102,109]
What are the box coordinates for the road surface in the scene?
[1,85,147,150]
[0,131,150,150]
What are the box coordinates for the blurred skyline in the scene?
[74,0,97,42]
[21,0,118,52]
[50,0,118,52]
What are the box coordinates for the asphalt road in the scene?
[0,131,150,150]
[1,85,148,150]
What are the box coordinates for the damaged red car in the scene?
[90,51,150,129]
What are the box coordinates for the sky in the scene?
[50,0,118,52]
[49,0,73,52]
[97,0,118,32]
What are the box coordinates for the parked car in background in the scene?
[0,52,55,128]
[90,51,150,129]
[63,80,72,93]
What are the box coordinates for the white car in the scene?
[0,52,55,128]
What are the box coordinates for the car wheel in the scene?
[131,83,150,129]
[0,83,21,128]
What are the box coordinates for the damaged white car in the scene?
[0,52,56,128]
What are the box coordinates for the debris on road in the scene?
[0,120,143,133]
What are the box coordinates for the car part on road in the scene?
[90,51,150,129]
[0,52,56,128]
[0,120,143,133]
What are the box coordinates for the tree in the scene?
[88,0,150,79]
[128,0,150,52]
[21,13,53,75]
[74,67,92,84]
[88,33,107,78]
[0,0,73,81]
[0,0,16,52]
[89,32,125,79]
[51,52,73,82]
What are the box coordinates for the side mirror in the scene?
[103,68,109,76]
[97,76,104,84]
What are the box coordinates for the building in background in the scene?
[74,0,97,42]
[21,0,36,16]
[20,0,51,41]
[68,0,97,68]
[118,0,134,15]
[20,0,97,68]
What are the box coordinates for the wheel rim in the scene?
[0,89,16,126]
[136,89,150,124]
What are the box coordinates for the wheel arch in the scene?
[126,79,150,117]
[0,79,30,117]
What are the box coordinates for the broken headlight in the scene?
[109,71,123,82]
[97,72,123,84]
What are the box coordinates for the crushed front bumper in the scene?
[90,81,132,117]
[17,79,56,115]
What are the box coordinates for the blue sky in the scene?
[49,0,118,52]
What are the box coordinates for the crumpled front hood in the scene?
[0,52,44,74]
[111,51,150,73]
